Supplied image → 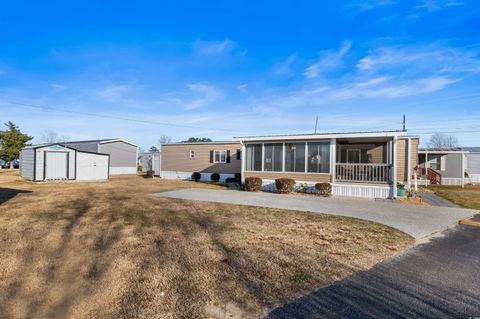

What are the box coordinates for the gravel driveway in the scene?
[156,189,477,239]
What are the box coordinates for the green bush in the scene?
[275,178,296,194]
[211,173,220,183]
[315,183,332,197]
[244,177,262,191]
[191,172,201,182]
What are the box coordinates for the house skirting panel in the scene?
[110,166,137,175]
[259,179,393,199]
[160,171,235,182]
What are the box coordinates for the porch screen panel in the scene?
[307,142,330,173]
[264,143,283,172]
[246,144,262,171]
[285,143,305,172]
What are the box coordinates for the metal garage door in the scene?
[45,152,68,180]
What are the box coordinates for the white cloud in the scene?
[347,0,397,12]
[50,83,69,90]
[305,41,352,79]
[95,84,134,100]
[194,39,236,55]
[184,83,222,110]
[273,53,298,76]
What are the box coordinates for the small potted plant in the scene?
[397,182,406,196]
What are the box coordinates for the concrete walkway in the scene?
[156,189,477,239]
[420,193,459,208]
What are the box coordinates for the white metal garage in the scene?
[20,144,109,182]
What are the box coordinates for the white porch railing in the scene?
[335,163,391,183]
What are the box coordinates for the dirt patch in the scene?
[0,171,413,318]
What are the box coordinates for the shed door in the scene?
[45,152,68,180]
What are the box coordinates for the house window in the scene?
[214,150,227,163]
[285,143,305,172]
[236,149,241,160]
[264,143,283,172]
[346,149,361,163]
[189,150,195,158]
[246,144,262,171]
[307,142,330,173]
[428,154,441,170]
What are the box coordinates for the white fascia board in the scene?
[233,131,407,142]
[418,150,470,154]
[99,139,139,147]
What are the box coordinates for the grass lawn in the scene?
[431,184,480,210]
[0,170,413,319]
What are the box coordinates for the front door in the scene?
[45,152,68,180]
[347,149,361,163]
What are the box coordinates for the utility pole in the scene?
[402,114,406,131]
[314,116,319,134]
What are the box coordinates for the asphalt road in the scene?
[267,219,480,319]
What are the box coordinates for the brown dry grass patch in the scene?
[431,184,480,210]
[0,170,413,318]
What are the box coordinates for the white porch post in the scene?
[330,138,336,183]
[240,142,246,183]
[461,152,465,188]
[392,137,398,198]
[261,143,265,172]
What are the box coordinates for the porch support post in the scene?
[240,142,246,184]
[261,143,265,172]
[392,137,398,198]
[330,138,336,183]
[461,152,465,188]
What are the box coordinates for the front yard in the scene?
[431,184,480,210]
[0,170,413,318]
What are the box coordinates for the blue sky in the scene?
[1,0,480,149]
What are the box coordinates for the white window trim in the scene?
[214,150,227,163]
[189,150,195,159]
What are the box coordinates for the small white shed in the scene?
[20,144,109,181]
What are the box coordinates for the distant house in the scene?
[161,130,419,199]
[138,151,161,176]
[418,148,480,185]
[61,138,138,174]
[161,141,241,182]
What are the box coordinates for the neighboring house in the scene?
[19,144,109,181]
[138,151,161,175]
[161,141,241,182]
[417,148,471,186]
[463,147,480,183]
[61,138,138,174]
[161,131,418,199]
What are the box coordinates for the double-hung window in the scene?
[214,150,227,163]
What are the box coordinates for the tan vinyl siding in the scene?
[244,171,332,183]
[396,138,419,182]
[162,143,241,174]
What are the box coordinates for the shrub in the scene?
[315,183,332,197]
[297,183,309,193]
[244,177,262,191]
[146,170,155,178]
[211,172,220,183]
[275,178,296,194]
[234,172,241,183]
[191,172,201,182]
[225,177,237,183]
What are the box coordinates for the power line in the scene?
[8,101,242,134]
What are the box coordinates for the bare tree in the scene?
[427,133,459,149]
[39,130,69,144]
[158,135,172,146]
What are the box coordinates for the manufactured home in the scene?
[161,142,241,182]
[19,144,109,181]
[138,152,161,175]
[161,131,418,199]
[418,148,480,185]
[234,130,418,199]
[61,138,138,174]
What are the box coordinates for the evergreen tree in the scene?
[0,121,33,168]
